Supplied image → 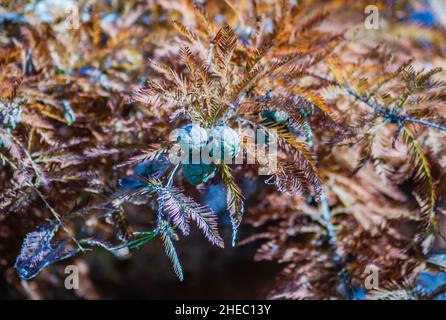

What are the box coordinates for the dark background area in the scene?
[0,214,281,299]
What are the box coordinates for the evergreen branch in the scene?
[159,224,184,282]
[220,162,244,246]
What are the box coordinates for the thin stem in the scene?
[302,108,353,299]
[320,191,354,300]
[9,134,43,183]
[157,163,180,225]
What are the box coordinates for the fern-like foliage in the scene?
[3,0,446,299]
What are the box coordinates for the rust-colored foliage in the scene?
[1,0,446,300]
